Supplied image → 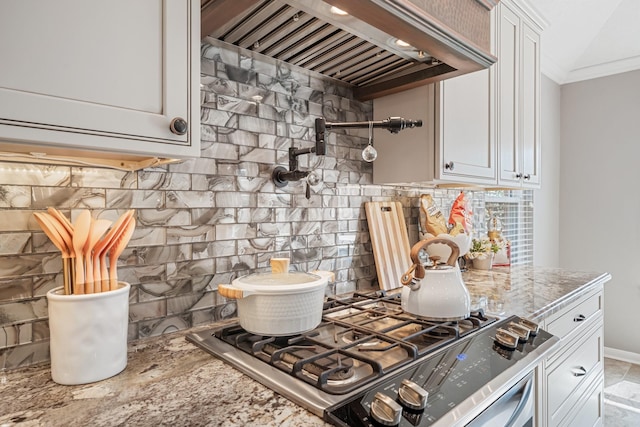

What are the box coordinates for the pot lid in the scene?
[232,271,326,293]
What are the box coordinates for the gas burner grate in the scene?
[209,291,498,395]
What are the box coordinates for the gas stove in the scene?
[187,291,559,426]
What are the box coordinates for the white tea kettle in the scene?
[400,238,471,321]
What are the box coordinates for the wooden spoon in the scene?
[109,217,136,291]
[72,210,91,294]
[83,218,111,294]
[47,207,74,236]
[41,212,76,294]
[33,212,72,295]
[93,210,135,292]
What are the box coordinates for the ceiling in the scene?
[532,0,640,84]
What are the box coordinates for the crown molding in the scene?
[563,55,640,84]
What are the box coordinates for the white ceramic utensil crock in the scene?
[218,271,329,336]
[47,281,130,385]
[400,238,471,321]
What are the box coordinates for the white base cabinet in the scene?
[0,0,200,162]
[538,285,605,427]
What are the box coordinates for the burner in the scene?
[263,344,358,383]
[426,326,454,337]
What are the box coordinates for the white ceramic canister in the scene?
[46,282,130,385]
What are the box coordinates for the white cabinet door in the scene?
[0,0,199,159]
[436,67,496,183]
[521,22,541,187]
[496,1,541,188]
[372,73,496,186]
[497,4,521,187]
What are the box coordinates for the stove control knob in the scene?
[494,328,519,350]
[398,378,428,410]
[518,318,539,335]
[371,392,403,426]
[507,322,531,342]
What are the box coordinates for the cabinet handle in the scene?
[515,173,523,179]
[445,161,455,170]
[170,117,188,135]
[571,366,587,377]
[573,314,586,322]
[523,174,531,180]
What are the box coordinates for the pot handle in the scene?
[311,270,336,284]
[218,283,245,299]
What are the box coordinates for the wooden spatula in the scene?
[33,212,72,295]
[72,210,91,294]
[108,217,136,291]
[94,210,135,292]
[83,218,111,293]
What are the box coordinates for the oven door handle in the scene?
[466,372,535,426]
[505,374,534,427]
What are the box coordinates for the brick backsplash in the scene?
[0,38,501,370]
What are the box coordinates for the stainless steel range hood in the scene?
[201,0,498,101]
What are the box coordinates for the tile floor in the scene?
[604,357,640,426]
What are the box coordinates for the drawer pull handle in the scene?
[571,366,587,377]
[573,314,586,322]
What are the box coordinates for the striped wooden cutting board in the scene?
[365,201,411,290]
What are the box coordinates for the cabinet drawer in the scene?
[560,372,604,427]
[547,321,603,425]
[546,290,602,339]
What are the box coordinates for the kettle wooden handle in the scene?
[410,238,459,266]
[405,237,460,281]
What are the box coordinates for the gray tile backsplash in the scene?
[0,38,509,370]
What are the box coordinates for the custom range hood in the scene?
[201,0,499,100]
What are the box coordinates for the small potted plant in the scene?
[466,237,502,270]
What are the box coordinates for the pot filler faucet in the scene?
[272,117,422,198]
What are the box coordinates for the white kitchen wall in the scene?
[534,75,561,267]
[559,69,640,359]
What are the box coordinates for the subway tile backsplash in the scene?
[0,38,521,370]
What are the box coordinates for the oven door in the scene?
[466,372,534,427]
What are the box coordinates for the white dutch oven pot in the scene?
[400,238,471,321]
[218,270,331,336]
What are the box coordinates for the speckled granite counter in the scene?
[0,266,610,426]
[0,325,331,427]
[462,265,610,321]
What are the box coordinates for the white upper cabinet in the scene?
[497,1,542,188]
[373,0,542,189]
[0,0,200,160]
[372,69,496,186]
[436,67,496,184]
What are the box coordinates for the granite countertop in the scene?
[0,266,611,426]
[461,265,611,321]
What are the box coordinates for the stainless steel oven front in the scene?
[466,371,535,427]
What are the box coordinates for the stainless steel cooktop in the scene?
[187,290,559,426]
